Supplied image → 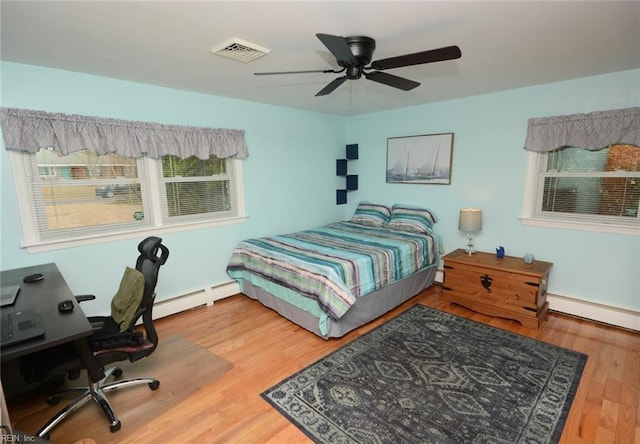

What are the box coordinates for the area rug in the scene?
[262,305,587,444]
[10,334,233,443]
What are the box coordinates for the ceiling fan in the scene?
[255,33,461,96]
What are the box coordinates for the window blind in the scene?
[534,144,639,225]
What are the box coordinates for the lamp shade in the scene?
[458,208,482,233]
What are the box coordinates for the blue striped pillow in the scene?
[350,202,391,227]
[387,204,438,234]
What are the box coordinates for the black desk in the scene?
[1,264,108,438]
[0,263,94,363]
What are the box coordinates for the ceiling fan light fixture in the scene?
[211,37,270,63]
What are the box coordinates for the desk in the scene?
[1,263,107,386]
[0,263,94,363]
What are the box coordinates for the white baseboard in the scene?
[153,276,639,332]
[547,293,639,332]
[210,281,241,302]
[152,280,240,320]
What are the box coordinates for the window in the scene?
[161,155,234,220]
[23,149,147,238]
[11,148,245,250]
[522,144,639,234]
[1,108,248,251]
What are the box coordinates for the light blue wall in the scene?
[1,62,638,316]
[346,69,639,311]
[0,62,346,315]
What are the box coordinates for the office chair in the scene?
[31,236,169,438]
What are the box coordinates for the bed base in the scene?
[241,266,437,339]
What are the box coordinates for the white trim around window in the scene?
[8,151,247,253]
[520,151,639,236]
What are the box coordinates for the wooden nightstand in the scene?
[442,249,553,329]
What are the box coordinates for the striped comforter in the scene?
[226,222,437,320]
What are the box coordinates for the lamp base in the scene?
[465,233,476,255]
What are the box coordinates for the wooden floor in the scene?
[7,286,640,443]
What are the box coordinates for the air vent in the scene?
[211,38,270,63]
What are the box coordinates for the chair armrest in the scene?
[75,295,96,303]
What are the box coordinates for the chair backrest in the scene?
[136,236,170,307]
[19,237,170,384]
[129,236,169,350]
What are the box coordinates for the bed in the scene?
[226,203,440,339]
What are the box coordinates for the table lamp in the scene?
[458,208,482,255]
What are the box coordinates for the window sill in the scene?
[21,215,248,253]
[519,216,639,236]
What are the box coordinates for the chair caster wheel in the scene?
[110,421,121,433]
[47,396,60,405]
[113,368,123,378]
[149,380,160,390]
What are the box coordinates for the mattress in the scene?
[226,221,439,337]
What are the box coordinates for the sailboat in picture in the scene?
[386,133,453,184]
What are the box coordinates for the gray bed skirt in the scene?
[240,265,438,339]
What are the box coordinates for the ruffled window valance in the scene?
[524,107,640,152]
[0,107,249,160]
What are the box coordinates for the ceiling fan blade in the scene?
[371,45,461,70]
[255,69,336,76]
[316,33,357,66]
[365,71,420,91]
[315,76,348,96]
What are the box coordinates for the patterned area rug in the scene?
[262,305,587,444]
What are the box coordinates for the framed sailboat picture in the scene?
[386,133,454,184]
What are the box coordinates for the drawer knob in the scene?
[480,274,493,291]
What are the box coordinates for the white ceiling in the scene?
[1,1,639,116]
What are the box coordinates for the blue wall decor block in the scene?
[346,144,359,159]
[336,189,347,205]
[336,159,348,176]
[346,174,358,190]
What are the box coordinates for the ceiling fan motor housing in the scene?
[343,36,376,79]
[345,36,376,65]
